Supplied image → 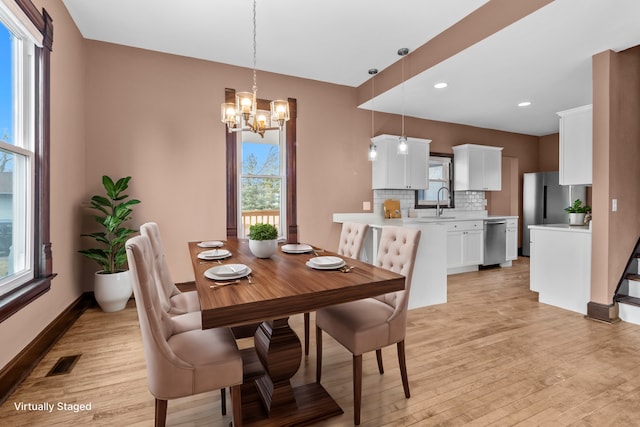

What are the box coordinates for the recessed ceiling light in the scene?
[434,82,448,89]
[518,101,532,107]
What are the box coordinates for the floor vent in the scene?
[46,354,81,377]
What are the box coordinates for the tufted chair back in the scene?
[373,226,421,336]
[140,222,181,313]
[337,222,369,260]
[126,235,195,398]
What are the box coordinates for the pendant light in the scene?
[397,48,409,155]
[221,0,289,137]
[368,68,378,161]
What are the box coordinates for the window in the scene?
[415,153,455,209]
[0,18,34,291]
[238,130,286,239]
[0,0,53,322]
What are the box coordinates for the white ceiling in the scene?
[62,0,640,136]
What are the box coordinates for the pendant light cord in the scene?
[371,74,375,137]
[401,53,405,137]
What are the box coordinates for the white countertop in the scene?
[333,212,518,228]
[528,223,591,233]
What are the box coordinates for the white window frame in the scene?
[237,129,287,240]
[0,8,36,293]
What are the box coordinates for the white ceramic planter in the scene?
[569,213,586,225]
[249,239,278,258]
[94,270,132,312]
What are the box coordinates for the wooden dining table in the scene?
[188,238,406,426]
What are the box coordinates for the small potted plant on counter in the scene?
[80,175,141,312]
[565,199,591,226]
[248,223,278,258]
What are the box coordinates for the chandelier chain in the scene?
[252,0,257,95]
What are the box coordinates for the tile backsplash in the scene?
[454,191,486,211]
[373,189,486,217]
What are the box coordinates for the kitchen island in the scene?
[529,223,591,314]
[333,213,447,309]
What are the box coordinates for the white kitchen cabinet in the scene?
[446,220,484,273]
[506,218,518,261]
[558,104,592,185]
[452,144,503,191]
[371,134,431,190]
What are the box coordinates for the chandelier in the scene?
[221,0,289,137]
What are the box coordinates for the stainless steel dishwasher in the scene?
[483,219,507,266]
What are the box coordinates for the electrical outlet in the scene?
[363,201,371,211]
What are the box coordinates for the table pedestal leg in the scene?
[254,318,301,413]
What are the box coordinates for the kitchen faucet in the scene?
[436,187,451,217]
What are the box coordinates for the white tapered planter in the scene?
[94,270,132,312]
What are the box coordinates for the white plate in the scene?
[309,256,344,267]
[205,265,252,281]
[306,259,346,270]
[198,249,231,260]
[198,240,224,248]
[281,243,313,254]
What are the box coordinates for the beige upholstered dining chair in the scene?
[126,235,244,427]
[140,222,200,315]
[303,222,369,356]
[315,225,420,425]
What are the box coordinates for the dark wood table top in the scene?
[189,238,406,329]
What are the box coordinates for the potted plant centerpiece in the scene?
[248,223,278,258]
[80,176,141,312]
[565,199,591,226]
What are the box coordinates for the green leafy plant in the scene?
[248,223,278,240]
[79,176,141,274]
[564,199,591,214]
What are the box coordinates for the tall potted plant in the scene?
[80,176,141,312]
[565,199,591,226]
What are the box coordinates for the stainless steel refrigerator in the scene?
[522,171,586,256]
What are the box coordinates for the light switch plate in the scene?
[612,198,618,212]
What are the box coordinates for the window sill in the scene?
[0,275,56,323]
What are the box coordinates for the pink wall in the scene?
[82,41,374,282]
[538,133,559,172]
[591,46,640,304]
[0,0,87,368]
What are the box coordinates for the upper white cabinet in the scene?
[452,144,503,191]
[558,104,592,185]
[371,134,431,190]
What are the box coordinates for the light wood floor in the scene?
[3,258,640,426]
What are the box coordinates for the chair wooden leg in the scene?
[304,312,310,356]
[220,388,226,415]
[155,399,167,427]
[376,348,384,374]
[231,385,243,427]
[315,325,323,383]
[397,340,410,398]
[353,354,362,425]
